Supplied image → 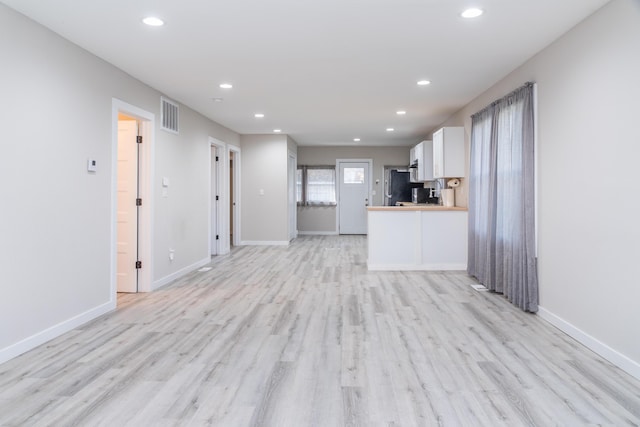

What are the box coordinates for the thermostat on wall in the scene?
[87,159,97,172]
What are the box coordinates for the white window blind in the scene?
[297,166,336,206]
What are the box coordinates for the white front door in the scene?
[338,161,370,235]
[116,120,139,292]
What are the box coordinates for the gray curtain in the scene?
[468,82,538,312]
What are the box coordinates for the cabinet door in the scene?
[433,127,464,178]
[442,127,465,177]
[433,129,444,178]
[415,142,424,180]
[421,140,434,181]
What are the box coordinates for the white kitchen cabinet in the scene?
[433,126,465,178]
[409,142,421,166]
[409,140,433,182]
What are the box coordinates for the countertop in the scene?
[368,204,467,212]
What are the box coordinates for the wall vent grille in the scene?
[161,97,179,134]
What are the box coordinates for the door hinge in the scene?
[135,261,142,269]
[136,136,143,144]
[215,195,219,201]
[136,198,142,206]
[215,156,219,162]
[216,235,219,240]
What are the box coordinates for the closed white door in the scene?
[117,120,139,293]
[338,161,370,234]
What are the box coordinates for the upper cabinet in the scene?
[409,140,433,182]
[419,140,433,181]
[433,126,465,178]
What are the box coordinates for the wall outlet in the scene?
[169,249,175,261]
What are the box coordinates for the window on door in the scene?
[343,167,365,184]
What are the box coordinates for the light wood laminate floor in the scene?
[1,235,639,426]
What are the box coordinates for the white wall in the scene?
[0,5,240,363]
[297,146,411,233]
[440,0,640,377]
[240,134,293,243]
[151,106,238,285]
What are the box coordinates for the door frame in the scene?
[111,98,154,297]
[335,158,373,234]
[228,144,241,247]
[288,151,298,241]
[209,137,228,255]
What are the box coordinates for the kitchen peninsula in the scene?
[367,205,468,271]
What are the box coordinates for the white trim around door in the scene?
[288,150,298,241]
[209,137,230,255]
[228,144,241,247]
[111,98,154,295]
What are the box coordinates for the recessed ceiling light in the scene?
[461,8,483,18]
[219,83,233,89]
[142,17,164,26]
[396,111,406,115]
[417,80,431,86]
[273,129,282,133]
[386,128,395,132]
[254,113,265,118]
[353,138,361,142]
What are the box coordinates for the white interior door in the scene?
[117,120,138,292]
[338,161,370,234]
[211,146,219,255]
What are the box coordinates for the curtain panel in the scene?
[468,82,538,312]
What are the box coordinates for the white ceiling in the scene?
[2,0,610,146]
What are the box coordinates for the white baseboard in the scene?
[152,257,211,290]
[239,240,290,246]
[367,263,467,271]
[538,306,640,381]
[0,300,115,365]
[297,231,339,236]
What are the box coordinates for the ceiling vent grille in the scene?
[161,97,179,134]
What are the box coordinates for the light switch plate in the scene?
[87,159,97,172]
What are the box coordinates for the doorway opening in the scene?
[112,99,154,302]
[230,150,234,247]
[116,114,140,292]
[228,145,241,247]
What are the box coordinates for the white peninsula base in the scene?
[367,206,468,271]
